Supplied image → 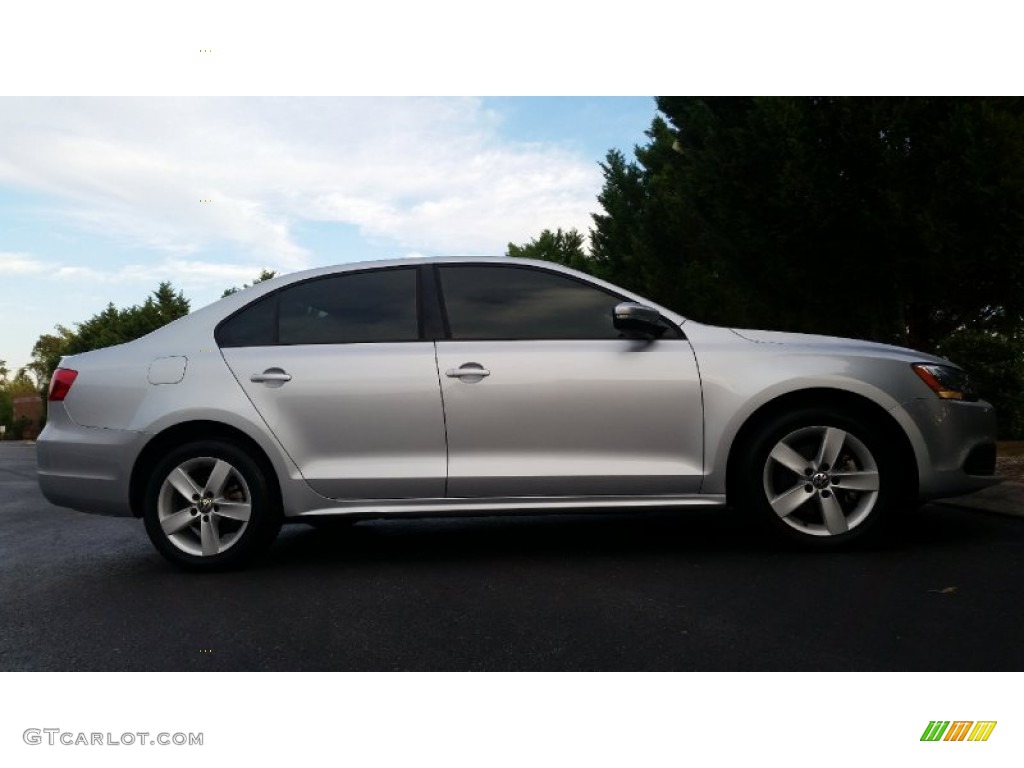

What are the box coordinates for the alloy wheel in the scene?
[156,456,253,556]
[761,425,880,537]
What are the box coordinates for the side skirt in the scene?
[287,494,727,521]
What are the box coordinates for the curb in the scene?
[933,481,1024,518]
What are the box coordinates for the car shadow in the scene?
[250,502,1013,571]
[270,509,758,563]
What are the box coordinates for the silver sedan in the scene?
[37,257,1000,568]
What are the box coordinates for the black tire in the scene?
[143,439,282,570]
[734,407,898,548]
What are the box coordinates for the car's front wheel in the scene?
[736,408,897,547]
[143,440,281,570]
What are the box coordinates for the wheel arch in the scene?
[129,420,283,518]
[724,388,918,507]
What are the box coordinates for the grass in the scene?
[999,441,1024,458]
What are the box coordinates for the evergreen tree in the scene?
[222,269,277,298]
[506,228,591,273]
[651,97,1024,347]
[511,97,1024,435]
[28,283,191,387]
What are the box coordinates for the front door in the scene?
[433,264,703,498]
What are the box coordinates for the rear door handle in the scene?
[250,368,292,384]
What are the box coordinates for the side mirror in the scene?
[613,302,665,339]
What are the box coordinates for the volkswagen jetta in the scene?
[37,258,1000,568]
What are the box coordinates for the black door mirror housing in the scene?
[613,302,665,340]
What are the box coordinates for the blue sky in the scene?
[0,97,658,375]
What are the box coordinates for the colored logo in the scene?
[921,721,997,742]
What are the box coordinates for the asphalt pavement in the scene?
[2,442,1023,671]
[935,479,1024,517]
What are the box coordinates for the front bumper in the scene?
[898,397,1002,501]
[36,404,147,517]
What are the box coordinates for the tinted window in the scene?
[279,268,418,345]
[218,295,276,348]
[439,265,623,340]
[217,268,419,348]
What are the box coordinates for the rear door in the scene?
[218,266,447,500]
[433,264,704,498]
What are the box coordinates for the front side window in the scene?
[217,267,419,347]
[439,265,626,340]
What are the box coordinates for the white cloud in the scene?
[1,241,263,291]
[0,252,49,274]
[0,98,602,264]
[52,265,100,280]
[51,259,262,288]
[0,251,258,290]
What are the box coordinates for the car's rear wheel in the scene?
[143,440,281,570]
[736,408,896,547]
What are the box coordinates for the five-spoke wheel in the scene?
[157,456,253,556]
[738,408,895,546]
[143,440,281,569]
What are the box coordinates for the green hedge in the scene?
[938,330,1024,440]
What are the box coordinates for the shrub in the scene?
[938,330,1024,440]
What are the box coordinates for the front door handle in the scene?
[445,363,490,380]
[250,368,292,385]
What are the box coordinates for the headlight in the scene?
[911,363,978,401]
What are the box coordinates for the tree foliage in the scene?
[937,329,1024,439]
[22,272,276,396]
[221,269,277,298]
[22,273,276,396]
[506,228,590,272]
[508,97,1024,436]
[66,282,190,356]
[26,282,191,391]
[0,362,41,437]
[649,97,1024,349]
[25,326,77,393]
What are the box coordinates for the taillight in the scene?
[48,368,78,401]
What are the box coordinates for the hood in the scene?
[730,328,949,365]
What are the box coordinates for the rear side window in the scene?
[279,268,418,345]
[217,295,276,347]
[438,265,624,340]
[217,267,420,347]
